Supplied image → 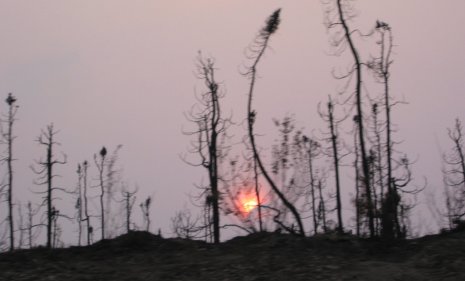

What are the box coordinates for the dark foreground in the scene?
[0,230,464,281]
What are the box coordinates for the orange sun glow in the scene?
[242,198,258,213]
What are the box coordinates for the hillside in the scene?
[0,230,464,281]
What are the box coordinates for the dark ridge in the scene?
[89,230,209,253]
[0,230,464,281]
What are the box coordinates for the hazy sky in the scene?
[0,1,464,244]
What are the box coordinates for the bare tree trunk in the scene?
[96,147,107,240]
[124,192,131,233]
[372,104,384,235]
[32,124,67,249]
[327,97,344,233]
[444,119,465,222]
[246,9,305,236]
[83,161,91,245]
[184,54,231,244]
[46,135,53,248]
[307,141,318,235]
[76,164,83,246]
[17,204,23,249]
[336,0,375,237]
[27,202,33,248]
[253,157,263,232]
[5,93,17,251]
[354,120,361,237]
[317,180,327,232]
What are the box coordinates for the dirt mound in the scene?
[0,230,464,280]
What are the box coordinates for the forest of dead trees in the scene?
[0,0,464,252]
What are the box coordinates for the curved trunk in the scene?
[336,0,375,237]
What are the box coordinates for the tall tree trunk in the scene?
[83,161,91,245]
[317,180,327,232]
[46,139,53,249]
[354,120,361,237]
[254,157,263,232]
[246,9,304,236]
[328,97,343,233]
[6,93,17,251]
[309,145,318,235]
[336,0,375,237]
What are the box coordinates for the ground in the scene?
[0,230,464,280]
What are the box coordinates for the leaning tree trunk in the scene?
[336,0,375,237]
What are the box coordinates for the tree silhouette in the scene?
[25,202,38,248]
[75,163,84,246]
[95,146,107,240]
[1,93,18,251]
[303,135,321,235]
[245,8,304,236]
[318,96,347,234]
[366,21,417,238]
[31,124,67,249]
[81,160,92,245]
[443,118,465,226]
[183,53,231,243]
[140,196,151,232]
[119,184,137,233]
[171,207,202,239]
[104,145,122,237]
[325,0,375,237]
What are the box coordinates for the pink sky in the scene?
[0,1,464,244]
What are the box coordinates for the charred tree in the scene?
[31,124,67,249]
[119,184,137,233]
[2,93,18,251]
[94,146,107,240]
[140,196,151,232]
[82,160,92,245]
[324,0,375,237]
[302,135,321,235]
[319,96,346,234]
[443,118,465,225]
[336,0,374,238]
[171,208,202,239]
[270,116,302,228]
[244,9,304,236]
[75,164,83,246]
[183,53,231,243]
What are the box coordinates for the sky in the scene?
[0,0,464,245]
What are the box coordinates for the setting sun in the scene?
[242,198,258,213]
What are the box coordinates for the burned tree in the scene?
[318,96,347,234]
[1,93,18,251]
[443,118,465,226]
[25,202,38,248]
[119,184,137,233]
[104,145,122,237]
[183,53,231,244]
[95,146,107,240]
[324,0,375,237]
[171,208,202,239]
[75,164,82,245]
[91,145,122,240]
[140,196,151,232]
[270,116,300,227]
[17,201,41,249]
[31,124,67,249]
[75,163,84,246]
[366,21,417,238]
[303,135,321,235]
[82,160,92,245]
[244,9,304,236]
